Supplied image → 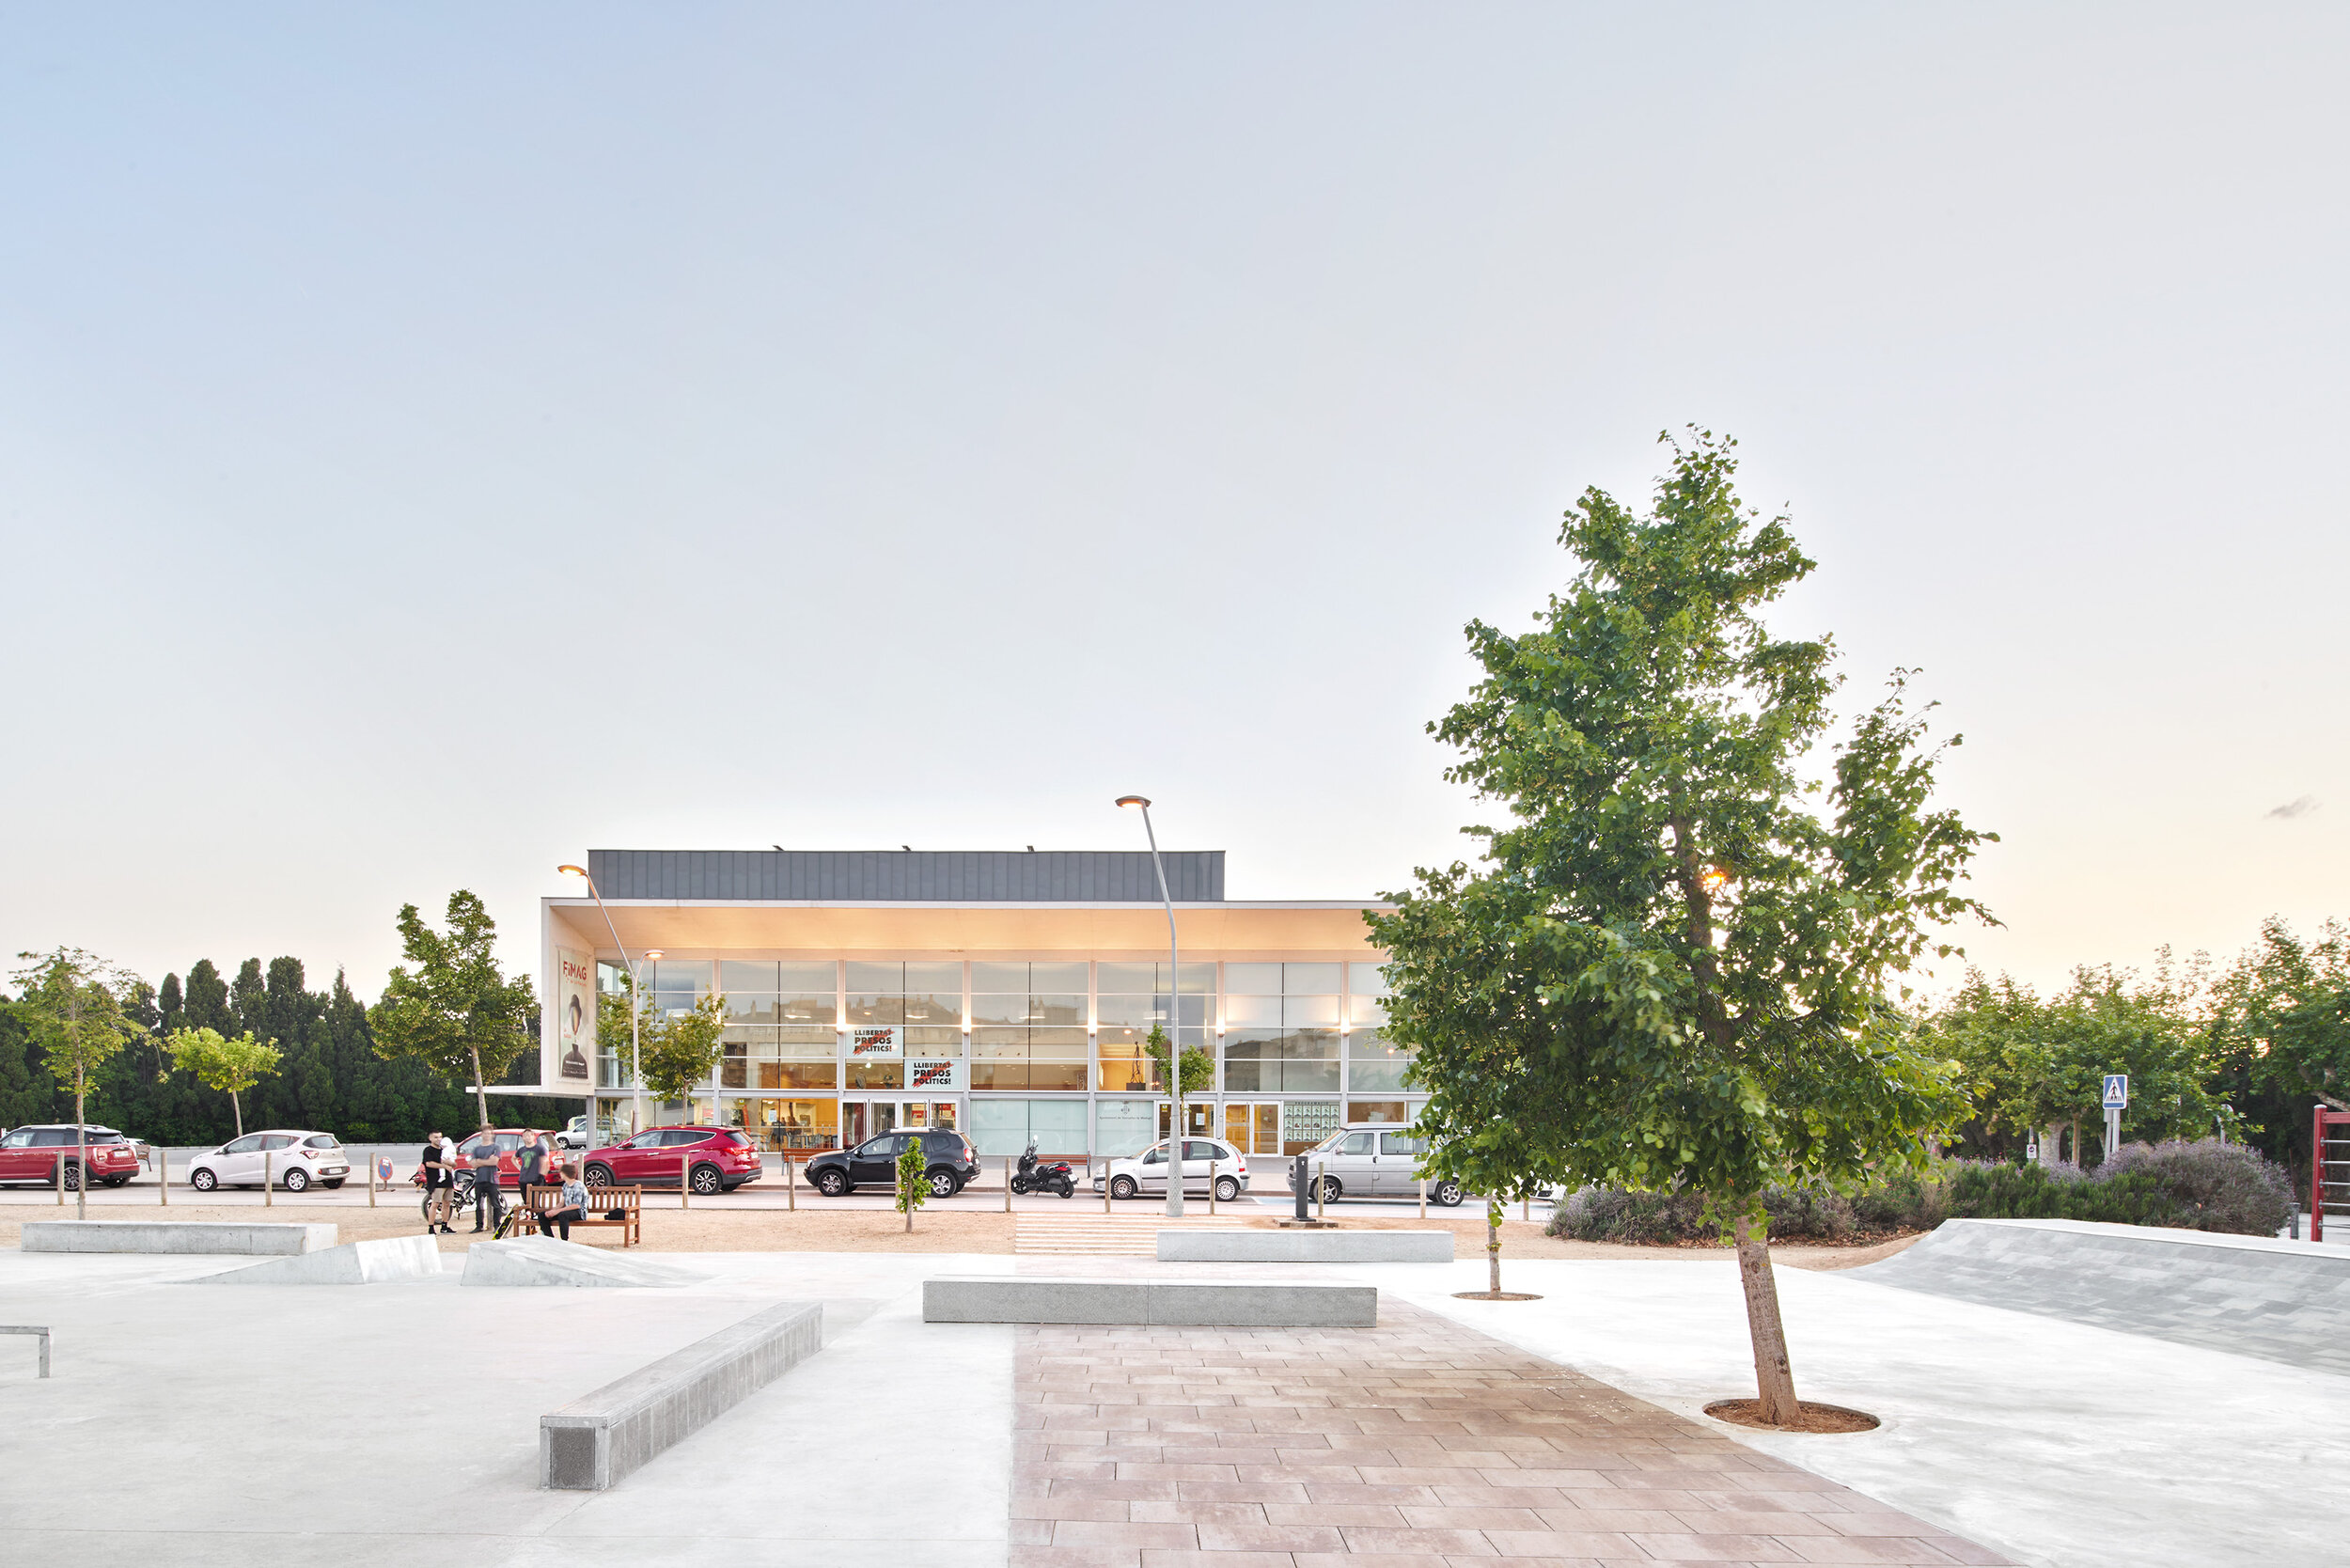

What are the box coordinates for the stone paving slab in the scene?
[1008,1299,2011,1566]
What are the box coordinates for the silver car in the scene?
[1096,1137,1251,1203]
[1303,1124,1464,1205]
[187,1130,351,1193]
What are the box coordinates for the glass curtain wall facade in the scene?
[588,957,1415,1157]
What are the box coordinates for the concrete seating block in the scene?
[540,1300,822,1490]
[1157,1229,1453,1263]
[196,1234,440,1284]
[22,1221,337,1256]
[922,1276,1377,1327]
[924,1276,1148,1324]
[462,1235,694,1289]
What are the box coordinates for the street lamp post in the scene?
[1117,795,1187,1218]
[556,865,655,1144]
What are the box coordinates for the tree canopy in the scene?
[1373,431,1988,1419]
[368,890,537,1130]
[163,1026,282,1137]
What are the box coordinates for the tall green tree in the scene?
[182,959,233,1033]
[1141,1025,1213,1098]
[1374,431,1985,1423]
[164,1027,282,1137]
[368,891,536,1130]
[638,992,727,1117]
[10,949,145,1217]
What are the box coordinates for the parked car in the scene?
[0,1123,146,1189]
[555,1113,620,1151]
[1300,1124,1464,1205]
[1094,1137,1250,1203]
[581,1125,765,1195]
[402,1127,558,1200]
[802,1128,979,1199]
[188,1130,352,1193]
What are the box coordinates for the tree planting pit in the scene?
[1704,1397,1879,1434]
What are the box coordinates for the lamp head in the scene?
[643,949,665,962]
[1115,794,1151,810]
[556,864,587,878]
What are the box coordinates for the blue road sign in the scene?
[2103,1074,2129,1110]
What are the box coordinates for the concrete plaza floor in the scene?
[0,1245,2338,1566]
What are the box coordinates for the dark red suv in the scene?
[581,1125,764,1195]
[0,1124,145,1188]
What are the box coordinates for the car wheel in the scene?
[282,1168,310,1194]
[1434,1180,1465,1208]
[927,1168,959,1199]
[1314,1175,1343,1202]
[1214,1176,1241,1203]
[815,1168,849,1197]
[191,1167,218,1192]
[1109,1174,1138,1200]
[583,1164,614,1188]
[60,1163,81,1192]
[689,1163,723,1196]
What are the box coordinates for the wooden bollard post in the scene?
[681,1153,690,1209]
[1003,1156,1011,1213]
[1208,1152,1217,1214]
[158,1149,167,1206]
[786,1152,795,1211]
[1418,1175,1426,1219]
[264,1152,273,1207]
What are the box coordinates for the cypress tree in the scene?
[229,959,266,1041]
[183,961,231,1032]
[158,974,185,1036]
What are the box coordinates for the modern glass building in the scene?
[536,848,1411,1158]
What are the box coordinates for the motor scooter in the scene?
[1009,1140,1076,1199]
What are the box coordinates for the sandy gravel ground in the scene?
[0,1201,1921,1263]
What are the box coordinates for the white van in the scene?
[1303,1123,1464,1205]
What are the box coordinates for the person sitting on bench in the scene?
[541,1164,591,1241]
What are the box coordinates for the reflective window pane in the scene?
[1284,963,1342,995]
[845,994,902,1025]
[720,961,779,992]
[1348,962,1390,997]
[1223,995,1282,1027]
[778,961,836,993]
[970,962,1028,993]
[1028,961,1088,992]
[845,962,902,994]
[779,993,838,1027]
[1284,996,1341,1027]
[1224,963,1281,996]
[969,994,1027,1027]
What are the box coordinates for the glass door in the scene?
[844,1099,960,1142]
[1222,1103,1280,1155]
[1156,1101,1215,1140]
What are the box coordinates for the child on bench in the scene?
[541,1164,591,1241]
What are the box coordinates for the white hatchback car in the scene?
[187,1131,352,1194]
[1095,1137,1250,1203]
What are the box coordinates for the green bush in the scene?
[1548,1137,2290,1243]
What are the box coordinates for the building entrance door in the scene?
[843,1099,961,1146]
[1156,1101,1215,1141]
[1221,1103,1281,1156]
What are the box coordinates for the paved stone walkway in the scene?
[1010,1300,2008,1566]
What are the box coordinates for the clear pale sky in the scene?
[4,5,2344,1002]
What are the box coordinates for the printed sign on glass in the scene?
[907,1058,964,1092]
[851,1026,904,1059]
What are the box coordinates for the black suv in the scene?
[804,1129,979,1199]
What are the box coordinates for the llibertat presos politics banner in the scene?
[552,948,595,1088]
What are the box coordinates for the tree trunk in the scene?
[230,1090,244,1138]
[470,1045,490,1131]
[1487,1197,1502,1294]
[2069,1118,2079,1168]
[1733,1215,1800,1424]
[2038,1124,2062,1169]
[74,1070,87,1221]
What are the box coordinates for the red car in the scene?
[581,1125,764,1196]
[0,1124,145,1189]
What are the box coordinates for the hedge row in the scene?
[1547,1138,2293,1244]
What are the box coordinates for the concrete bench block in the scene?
[923,1276,1378,1327]
[540,1300,822,1490]
[196,1234,440,1284]
[22,1221,337,1256]
[1157,1229,1454,1263]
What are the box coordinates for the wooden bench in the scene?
[513,1184,642,1247]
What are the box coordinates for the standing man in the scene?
[468,1131,506,1234]
[420,1131,455,1235]
[517,1131,548,1194]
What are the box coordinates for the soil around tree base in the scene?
[1451,1291,1544,1301]
[1703,1398,1880,1434]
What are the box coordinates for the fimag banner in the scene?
[553,948,595,1086]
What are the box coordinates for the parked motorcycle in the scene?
[1009,1141,1076,1199]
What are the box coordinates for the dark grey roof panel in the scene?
[586,849,1224,902]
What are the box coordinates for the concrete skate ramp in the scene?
[1853,1217,2350,1373]
[196,1233,440,1284]
[462,1235,695,1288]
[24,1220,336,1255]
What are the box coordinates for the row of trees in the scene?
[1925,917,2350,1177]
[3,896,582,1151]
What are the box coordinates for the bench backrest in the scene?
[525,1184,642,1214]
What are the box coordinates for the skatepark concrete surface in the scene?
[3,1239,2342,1566]
[1850,1215,2350,1373]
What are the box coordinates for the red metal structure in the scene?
[2311,1105,2350,1241]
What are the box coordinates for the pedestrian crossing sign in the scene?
[2103,1074,2129,1110]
